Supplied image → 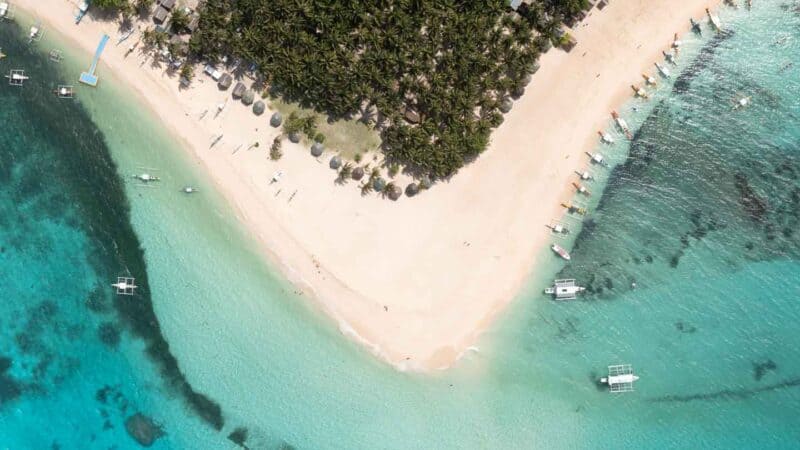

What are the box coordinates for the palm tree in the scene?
[337,163,353,184]
[270,136,283,160]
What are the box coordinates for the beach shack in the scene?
[159,0,176,9]
[231,81,246,99]
[153,6,169,24]
[218,73,233,90]
[241,89,255,106]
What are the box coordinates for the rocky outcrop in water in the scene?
[124,413,164,447]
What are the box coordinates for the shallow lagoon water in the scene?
[1,2,799,448]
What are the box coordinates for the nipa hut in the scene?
[351,166,365,181]
[329,155,342,170]
[311,142,324,157]
[217,73,233,90]
[252,100,265,115]
[231,82,246,99]
[288,132,301,143]
[405,183,419,197]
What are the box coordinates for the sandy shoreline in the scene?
[13,0,722,371]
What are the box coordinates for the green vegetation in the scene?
[270,137,283,160]
[180,64,194,83]
[191,0,586,179]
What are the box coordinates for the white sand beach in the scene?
[15,0,721,371]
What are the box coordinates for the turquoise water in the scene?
[2,2,800,448]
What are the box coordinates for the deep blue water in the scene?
[0,21,223,449]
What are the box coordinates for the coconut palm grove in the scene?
[187,0,587,179]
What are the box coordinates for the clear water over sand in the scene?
[1,3,799,448]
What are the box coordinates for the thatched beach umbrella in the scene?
[242,90,255,106]
[351,166,365,181]
[405,183,419,197]
[270,112,283,127]
[527,62,541,75]
[499,97,513,113]
[252,100,265,115]
[511,86,525,99]
[311,142,324,157]
[232,81,246,98]
[329,155,342,170]
[387,184,402,201]
[372,177,386,192]
[217,73,233,90]
[288,132,301,143]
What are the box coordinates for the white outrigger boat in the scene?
[546,221,570,235]
[641,73,657,86]
[597,130,614,144]
[600,364,639,393]
[734,95,751,110]
[271,170,283,184]
[707,8,722,32]
[672,33,683,50]
[182,186,198,194]
[5,69,28,86]
[654,62,671,78]
[0,48,5,60]
[544,279,585,300]
[133,173,160,183]
[572,182,591,196]
[551,244,571,261]
[585,151,607,166]
[576,170,593,181]
[29,22,42,43]
[611,111,633,140]
[630,84,649,99]
[112,276,137,295]
[0,2,9,20]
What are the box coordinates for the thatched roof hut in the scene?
[373,177,386,192]
[252,100,265,115]
[153,6,169,23]
[351,166,365,181]
[232,82,246,98]
[311,142,324,157]
[242,89,255,105]
[217,73,233,90]
[270,112,283,127]
[405,183,419,197]
[511,86,525,99]
[329,155,342,170]
[387,184,402,201]
[499,97,513,113]
[404,108,421,124]
[527,62,541,75]
[288,132,301,143]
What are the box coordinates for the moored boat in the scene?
[598,130,614,144]
[551,244,571,261]
[611,111,633,140]
[655,62,671,78]
[707,8,722,31]
[690,18,702,35]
